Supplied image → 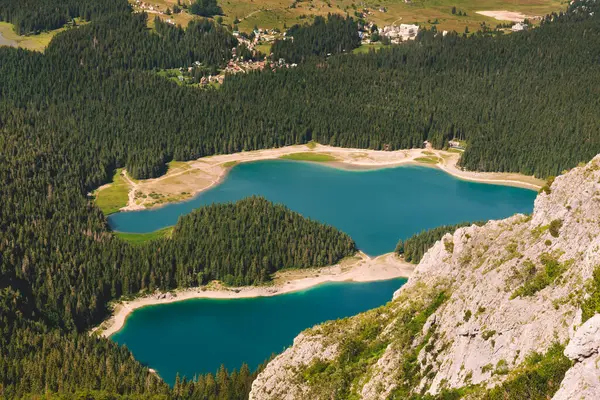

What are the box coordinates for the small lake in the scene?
[108,160,537,256]
[111,278,406,385]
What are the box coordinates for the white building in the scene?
[511,22,528,32]
[379,24,419,43]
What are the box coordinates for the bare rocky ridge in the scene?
[250,155,600,399]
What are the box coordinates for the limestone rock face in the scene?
[249,333,338,400]
[553,315,600,400]
[564,314,600,362]
[250,155,600,399]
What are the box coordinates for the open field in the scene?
[131,0,566,33]
[93,169,131,215]
[0,22,71,52]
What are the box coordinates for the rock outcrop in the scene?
[553,315,600,400]
[250,156,600,399]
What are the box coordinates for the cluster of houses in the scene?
[233,28,284,51]
[195,52,297,86]
[132,0,177,24]
[379,24,420,43]
[222,58,266,74]
[133,0,161,14]
[199,75,225,85]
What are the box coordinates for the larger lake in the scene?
[112,278,406,385]
[109,160,537,255]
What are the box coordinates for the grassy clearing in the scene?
[94,169,131,215]
[131,0,564,34]
[255,43,273,55]
[305,141,318,149]
[0,22,67,52]
[352,42,390,54]
[415,156,441,164]
[280,152,338,162]
[166,160,192,173]
[115,227,174,245]
[225,0,563,33]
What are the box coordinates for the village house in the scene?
[448,140,464,150]
[511,22,528,32]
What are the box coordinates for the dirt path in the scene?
[241,9,272,21]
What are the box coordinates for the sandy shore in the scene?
[93,251,414,338]
[108,144,542,212]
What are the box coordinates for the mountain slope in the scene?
[250,155,600,399]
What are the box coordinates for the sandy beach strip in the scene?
[108,144,543,212]
[93,252,414,338]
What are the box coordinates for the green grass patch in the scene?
[352,42,389,54]
[305,140,318,150]
[0,20,85,52]
[115,227,174,245]
[94,168,131,215]
[255,43,272,55]
[581,265,600,323]
[511,254,572,299]
[223,160,239,168]
[280,152,338,162]
[482,343,571,400]
[415,156,441,164]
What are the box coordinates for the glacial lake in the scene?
[111,278,407,385]
[108,160,537,256]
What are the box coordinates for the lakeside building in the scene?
[448,140,465,150]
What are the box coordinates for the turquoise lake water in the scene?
[111,278,406,385]
[108,160,537,256]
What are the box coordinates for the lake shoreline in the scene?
[103,144,543,214]
[93,252,414,338]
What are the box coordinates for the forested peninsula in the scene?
[1,0,600,398]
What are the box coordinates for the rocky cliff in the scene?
[250,156,600,399]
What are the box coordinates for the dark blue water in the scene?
[112,278,406,385]
[108,160,536,256]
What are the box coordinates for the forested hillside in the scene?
[46,13,237,71]
[1,0,600,398]
[0,0,130,34]
[2,3,597,180]
[271,14,360,63]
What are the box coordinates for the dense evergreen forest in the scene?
[1,0,600,397]
[271,14,361,63]
[46,13,237,71]
[0,0,130,34]
[190,0,223,18]
[397,221,486,263]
